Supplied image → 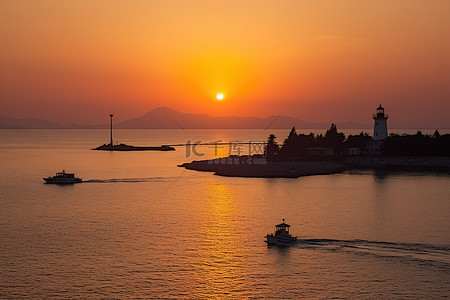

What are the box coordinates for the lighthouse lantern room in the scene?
[373,104,388,141]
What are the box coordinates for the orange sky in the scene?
[1,0,449,127]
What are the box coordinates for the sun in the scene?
[216,93,224,101]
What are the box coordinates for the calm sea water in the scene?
[0,129,449,298]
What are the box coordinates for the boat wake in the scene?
[297,239,450,265]
[83,177,170,183]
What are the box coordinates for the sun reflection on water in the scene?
[192,183,248,297]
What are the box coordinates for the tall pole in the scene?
[110,114,113,145]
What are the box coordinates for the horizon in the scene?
[1,1,449,128]
[1,105,450,130]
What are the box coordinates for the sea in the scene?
[0,129,449,299]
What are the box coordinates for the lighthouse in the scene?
[373,104,388,141]
[109,114,113,146]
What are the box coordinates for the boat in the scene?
[43,170,82,184]
[265,219,298,246]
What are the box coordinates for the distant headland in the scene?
[180,126,450,178]
[180,106,450,177]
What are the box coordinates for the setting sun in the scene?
[216,93,224,101]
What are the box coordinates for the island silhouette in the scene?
[180,125,450,178]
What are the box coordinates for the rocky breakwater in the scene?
[92,143,175,151]
[180,156,345,178]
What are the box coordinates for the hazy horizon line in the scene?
[1,106,449,129]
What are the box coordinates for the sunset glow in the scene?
[0,1,449,128]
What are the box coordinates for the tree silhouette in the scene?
[346,132,371,150]
[433,130,440,138]
[288,127,297,139]
[267,126,449,159]
[278,127,317,158]
[264,134,279,159]
[381,131,450,156]
[316,123,345,150]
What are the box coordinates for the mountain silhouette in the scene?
[0,115,64,129]
[116,107,334,129]
[0,107,371,129]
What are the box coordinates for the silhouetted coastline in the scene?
[179,125,450,177]
[180,155,450,177]
[344,156,450,172]
[180,156,345,178]
[270,125,450,158]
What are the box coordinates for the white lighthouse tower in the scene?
[373,104,388,140]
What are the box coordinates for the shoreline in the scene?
[343,156,450,172]
[180,156,345,178]
[180,155,450,178]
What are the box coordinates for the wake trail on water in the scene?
[83,177,171,183]
[297,239,450,265]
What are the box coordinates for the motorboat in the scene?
[43,170,82,184]
[265,219,298,246]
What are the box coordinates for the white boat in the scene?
[43,170,82,184]
[265,219,298,246]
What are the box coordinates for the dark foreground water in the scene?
[0,129,449,298]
